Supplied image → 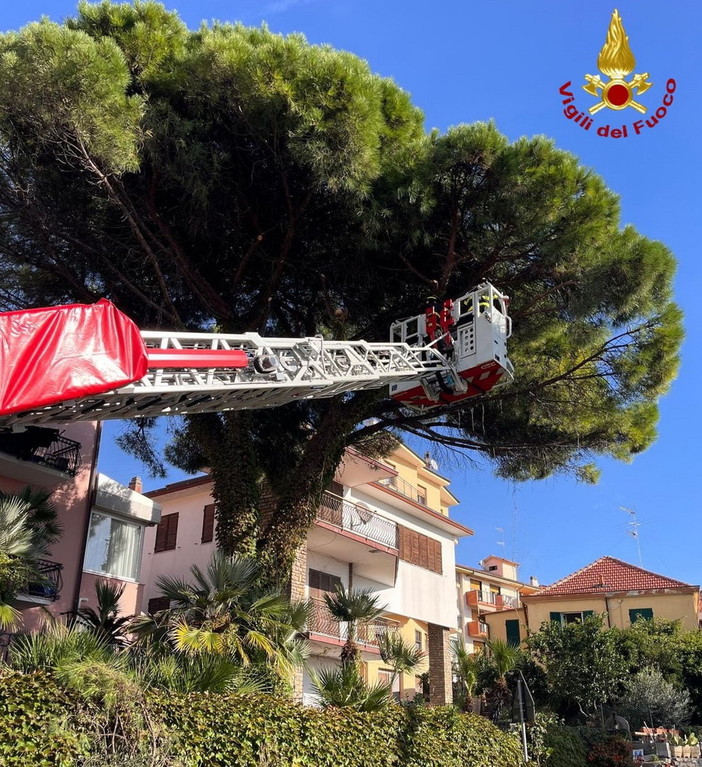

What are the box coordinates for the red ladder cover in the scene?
[0,300,148,416]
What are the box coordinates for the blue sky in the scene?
[4,1,700,587]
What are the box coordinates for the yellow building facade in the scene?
[484,556,700,643]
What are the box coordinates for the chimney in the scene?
[128,476,143,493]
[529,576,539,587]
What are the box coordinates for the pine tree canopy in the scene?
[0,2,682,572]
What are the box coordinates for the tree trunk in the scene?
[256,393,377,583]
[187,412,261,558]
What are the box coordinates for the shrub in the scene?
[586,735,630,767]
[545,724,588,767]
[0,670,525,766]
[0,670,85,766]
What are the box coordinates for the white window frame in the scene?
[83,510,144,582]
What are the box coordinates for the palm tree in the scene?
[0,488,60,629]
[74,579,133,646]
[377,631,425,699]
[311,663,393,712]
[137,552,309,687]
[483,637,520,721]
[452,635,480,711]
[323,584,386,667]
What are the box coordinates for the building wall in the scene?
[455,561,532,652]
[350,488,457,629]
[141,483,215,609]
[364,615,430,700]
[483,607,526,644]
[1,421,98,632]
[523,591,699,633]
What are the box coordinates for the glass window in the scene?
[84,511,142,581]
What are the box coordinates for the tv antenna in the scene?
[620,506,643,566]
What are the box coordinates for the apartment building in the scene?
[0,422,160,634]
[141,444,472,704]
[456,556,539,651]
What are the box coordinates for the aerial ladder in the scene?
[0,283,513,428]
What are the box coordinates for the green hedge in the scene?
[0,671,524,767]
[544,724,587,767]
[151,692,524,767]
[0,671,85,767]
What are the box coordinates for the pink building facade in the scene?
[0,422,160,634]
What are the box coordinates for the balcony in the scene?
[16,559,63,604]
[496,594,519,610]
[377,475,431,509]
[317,492,398,549]
[307,598,400,649]
[467,620,489,639]
[0,426,81,477]
[308,493,399,586]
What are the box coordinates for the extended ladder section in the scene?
[0,331,451,426]
[0,283,513,427]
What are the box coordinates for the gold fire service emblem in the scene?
[583,10,652,114]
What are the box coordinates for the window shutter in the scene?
[505,619,521,646]
[418,535,428,568]
[165,513,178,550]
[148,596,171,614]
[328,480,344,497]
[550,612,562,624]
[155,513,179,553]
[629,607,653,624]
[433,539,443,575]
[201,504,215,543]
[583,610,594,619]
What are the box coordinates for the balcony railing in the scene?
[24,559,63,602]
[377,476,430,509]
[0,427,81,476]
[317,492,398,550]
[466,620,489,639]
[307,598,400,646]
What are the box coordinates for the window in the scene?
[154,513,179,553]
[308,569,342,599]
[505,619,521,647]
[415,629,422,651]
[416,485,427,506]
[398,525,442,574]
[148,596,171,614]
[550,610,594,625]
[84,512,142,580]
[629,607,654,624]
[201,504,215,544]
[327,480,344,497]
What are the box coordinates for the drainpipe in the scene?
[72,421,103,614]
[604,595,612,628]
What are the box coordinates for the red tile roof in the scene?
[533,556,694,597]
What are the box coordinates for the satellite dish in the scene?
[429,459,439,470]
[356,502,372,524]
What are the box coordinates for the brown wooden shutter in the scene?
[201,504,215,543]
[328,480,344,496]
[148,596,171,614]
[418,534,429,569]
[397,524,443,574]
[154,513,179,553]
[433,538,443,574]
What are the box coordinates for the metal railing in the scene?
[25,559,63,602]
[0,427,81,476]
[317,492,398,550]
[307,598,400,646]
[377,475,431,509]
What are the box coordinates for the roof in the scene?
[146,474,211,498]
[530,556,696,597]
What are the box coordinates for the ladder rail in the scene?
[0,334,452,426]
